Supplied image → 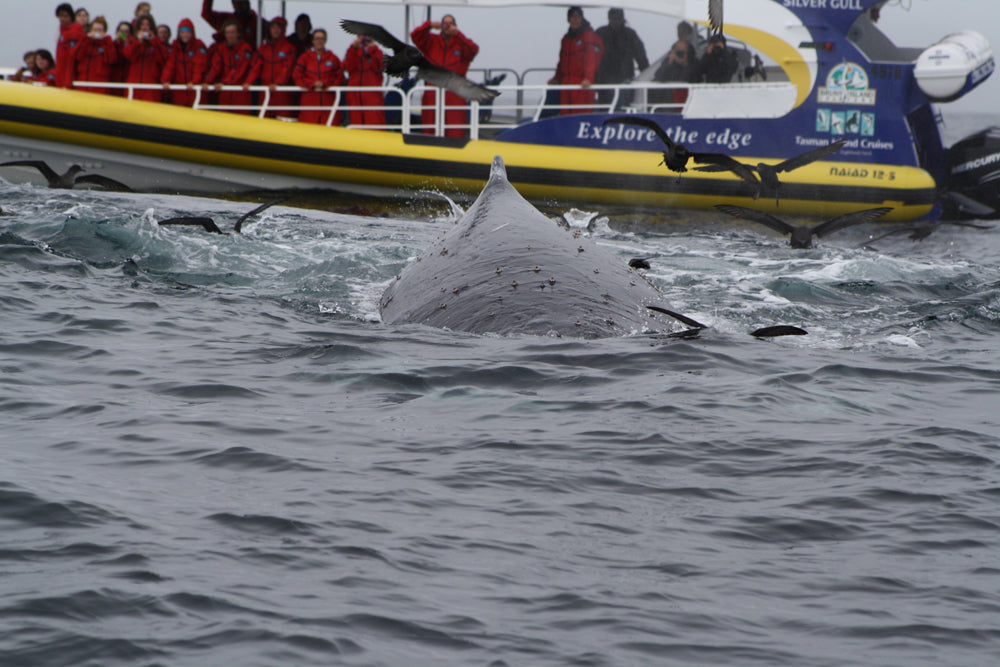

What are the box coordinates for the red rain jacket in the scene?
[162,20,209,85]
[554,26,604,85]
[410,21,478,77]
[201,0,258,46]
[293,48,344,124]
[74,35,118,93]
[123,36,169,101]
[247,37,296,85]
[55,21,86,88]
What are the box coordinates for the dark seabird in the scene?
[647,305,806,338]
[158,198,288,235]
[628,257,653,270]
[695,140,847,203]
[716,204,892,248]
[0,160,133,192]
[602,117,734,175]
[340,20,500,103]
[709,0,724,35]
[864,220,992,244]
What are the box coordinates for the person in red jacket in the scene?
[204,18,254,114]
[244,17,296,118]
[55,3,86,88]
[124,14,168,101]
[34,50,58,86]
[410,15,479,137]
[342,34,385,128]
[13,51,39,83]
[293,29,344,125]
[162,19,208,107]
[549,6,604,115]
[74,16,118,95]
[202,0,258,48]
[109,20,132,93]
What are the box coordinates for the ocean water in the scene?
[2,131,1000,665]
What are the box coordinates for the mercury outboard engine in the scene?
[944,127,1000,220]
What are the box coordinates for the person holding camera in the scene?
[123,13,168,101]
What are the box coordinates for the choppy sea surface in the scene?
[2,115,1000,666]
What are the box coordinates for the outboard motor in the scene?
[944,127,1000,220]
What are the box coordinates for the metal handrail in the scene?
[57,78,746,138]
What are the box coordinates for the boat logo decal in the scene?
[817,62,876,105]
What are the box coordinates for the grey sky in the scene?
[6,1,999,118]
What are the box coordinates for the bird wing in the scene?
[693,154,760,186]
[73,174,134,192]
[646,305,709,330]
[0,160,60,186]
[715,204,795,235]
[774,139,847,173]
[158,217,225,234]
[340,19,408,52]
[708,0,724,35]
[234,197,289,234]
[812,206,892,238]
[602,117,675,150]
[417,65,499,102]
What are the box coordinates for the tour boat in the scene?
[0,0,996,221]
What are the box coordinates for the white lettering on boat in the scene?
[951,152,1000,175]
[783,0,864,9]
[577,121,750,149]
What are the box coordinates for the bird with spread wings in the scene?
[340,20,499,103]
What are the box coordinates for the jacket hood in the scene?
[177,18,196,37]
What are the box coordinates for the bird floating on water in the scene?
[715,204,892,248]
[340,20,500,103]
[0,160,133,192]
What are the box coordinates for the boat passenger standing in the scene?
[202,0,258,48]
[288,13,313,58]
[694,34,739,84]
[594,8,648,108]
[549,6,604,115]
[124,14,168,102]
[410,15,480,137]
[293,29,345,125]
[204,18,255,114]
[162,19,208,107]
[55,3,86,88]
[244,17,297,119]
[110,21,132,94]
[342,34,386,128]
[74,16,118,95]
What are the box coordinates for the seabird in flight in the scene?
[602,117,736,176]
[158,198,289,235]
[340,20,500,103]
[0,160,133,192]
[715,204,892,248]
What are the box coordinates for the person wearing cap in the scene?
[343,33,386,128]
[162,18,208,106]
[411,14,480,137]
[594,8,648,108]
[288,13,313,58]
[244,17,297,118]
[55,3,87,88]
[694,33,739,83]
[548,6,604,115]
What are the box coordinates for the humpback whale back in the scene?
[379,156,667,338]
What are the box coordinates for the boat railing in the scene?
[57,77,697,138]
